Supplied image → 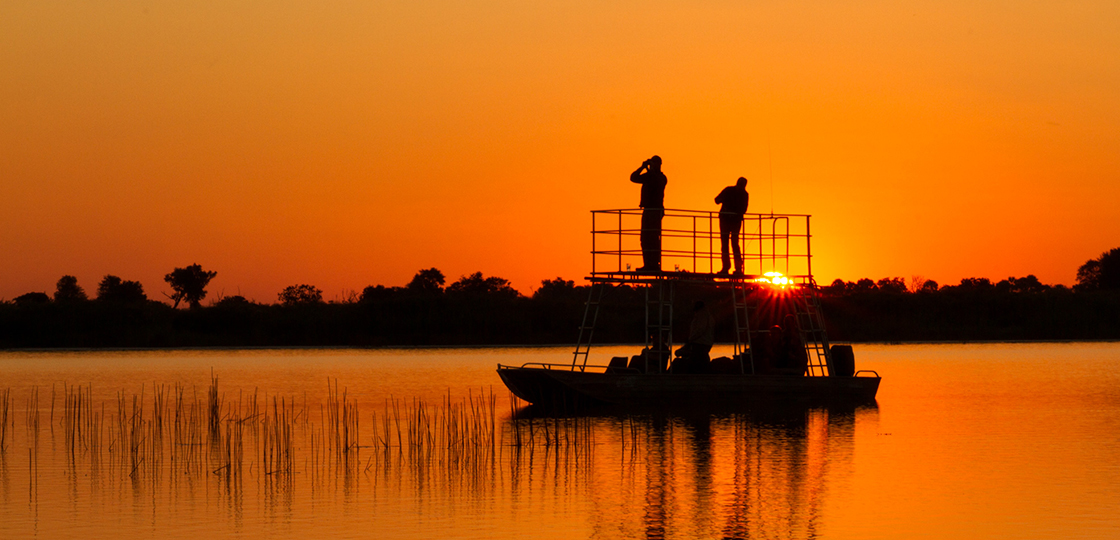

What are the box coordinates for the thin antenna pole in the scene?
[766,67,776,216]
[767,132,774,216]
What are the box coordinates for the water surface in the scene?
[0,343,1118,539]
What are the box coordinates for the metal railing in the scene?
[590,209,814,280]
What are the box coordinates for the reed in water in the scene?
[1,377,591,489]
[0,387,10,453]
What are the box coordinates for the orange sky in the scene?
[3,1,1119,303]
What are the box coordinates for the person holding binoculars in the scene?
[629,155,668,273]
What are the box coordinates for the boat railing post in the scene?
[806,215,812,281]
[591,211,597,275]
[710,211,715,273]
[667,280,674,373]
[617,210,622,273]
[758,215,764,276]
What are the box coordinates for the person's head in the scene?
[783,314,798,334]
[693,300,705,312]
[646,155,662,171]
[736,177,748,189]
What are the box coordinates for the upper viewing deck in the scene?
[589,208,815,285]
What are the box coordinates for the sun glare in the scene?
[755,271,793,288]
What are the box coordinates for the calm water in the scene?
[0,343,1118,539]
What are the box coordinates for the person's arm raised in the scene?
[630,164,647,184]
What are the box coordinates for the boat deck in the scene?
[498,364,881,408]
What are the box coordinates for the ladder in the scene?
[729,280,755,374]
[791,278,832,376]
[572,282,608,371]
[645,279,673,374]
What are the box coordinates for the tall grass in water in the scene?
[324,378,360,466]
[0,388,10,453]
[262,396,294,476]
[4,378,598,493]
[62,385,102,459]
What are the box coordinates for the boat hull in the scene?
[497,365,880,409]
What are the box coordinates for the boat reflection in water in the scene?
[510,403,877,539]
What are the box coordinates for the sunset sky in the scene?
[3,1,1118,303]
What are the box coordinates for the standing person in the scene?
[630,155,668,272]
[714,177,749,276]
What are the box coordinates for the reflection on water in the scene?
[0,344,1119,539]
[585,406,873,540]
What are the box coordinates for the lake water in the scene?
[0,343,1118,539]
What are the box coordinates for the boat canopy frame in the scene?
[570,209,834,377]
[589,208,814,282]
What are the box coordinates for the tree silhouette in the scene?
[164,264,217,309]
[532,278,580,302]
[876,277,907,294]
[851,278,877,293]
[97,275,147,303]
[822,279,848,295]
[956,277,993,291]
[278,284,323,305]
[1076,248,1120,291]
[360,284,401,303]
[1001,275,1049,294]
[54,275,87,302]
[446,272,520,298]
[407,268,446,294]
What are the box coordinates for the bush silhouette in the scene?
[14,292,51,306]
[97,275,147,303]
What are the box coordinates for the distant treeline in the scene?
[0,271,647,348]
[2,257,1119,348]
[818,276,1119,341]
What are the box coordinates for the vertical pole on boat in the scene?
[757,216,763,276]
[573,283,606,371]
[709,211,715,273]
[667,281,674,372]
[591,211,597,276]
[692,215,697,274]
[782,217,790,276]
[645,282,654,358]
[806,215,812,282]
[731,280,755,374]
[619,210,625,274]
[644,279,674,374]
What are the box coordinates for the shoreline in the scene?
[3,338,1119,353]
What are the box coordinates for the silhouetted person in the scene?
[674,301,714,373]
[763,324,784,373]
[630,155,667,272]
[630,330,670,373]
[780,314,808,376]
[767,315,807,376]
[714,177,749,276]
